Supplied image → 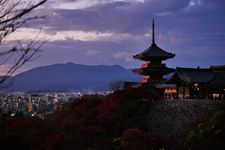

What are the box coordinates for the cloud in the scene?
[4,27,150,42]
[86,49,99,56]
[29,0,225,35]
[30,0,190,34]
[4,28,113,42]
[48,0,144,10]
[113,52,133,62]
[51,0,100,10]
[2,0,225,71]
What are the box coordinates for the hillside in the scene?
[4,63,139,92]
[1,88,225,149]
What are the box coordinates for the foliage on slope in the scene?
[0,88,225,150]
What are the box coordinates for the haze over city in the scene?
[1,0,225,75]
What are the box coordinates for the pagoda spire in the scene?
[152,18,155,44]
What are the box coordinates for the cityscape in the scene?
[0,91,109,117]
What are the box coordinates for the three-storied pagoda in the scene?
[132,19,175,87]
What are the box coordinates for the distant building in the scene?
[27,102,33,111]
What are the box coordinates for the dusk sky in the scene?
[2,0,225,74]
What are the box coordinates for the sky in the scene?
[1,0,225,74]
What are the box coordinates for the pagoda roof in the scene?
[133,43,175,61]
[133,66,174,75]
[133,19,175,61]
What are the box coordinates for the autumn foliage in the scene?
[0,88,225,150]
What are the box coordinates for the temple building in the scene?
[132,19,175,87]
[125,19,225,99]
[169,66,225,99]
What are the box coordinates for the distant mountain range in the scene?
[1,63,140,92]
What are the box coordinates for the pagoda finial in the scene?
[152,18,155,44]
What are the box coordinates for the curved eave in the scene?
[133,54,175,61]
[176,67,216,83]
[132,67,175,75]
[176,68,192,83]
[133,43,175,61]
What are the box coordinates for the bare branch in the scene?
[0,0,47,86]
[0,0,47,24]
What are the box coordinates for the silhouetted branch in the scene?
[0,0,47,86]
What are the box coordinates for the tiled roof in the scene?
[169,67,225,89]
[133,43,175,61]
[175,67,215,83]
[208,72,225,89]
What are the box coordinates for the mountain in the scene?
[3,63,140,92]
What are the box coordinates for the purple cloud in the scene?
[1,0,225,74]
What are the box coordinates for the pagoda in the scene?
[132,19,175,86]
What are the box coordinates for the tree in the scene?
[0,0,47,85]
[109,81,124,91]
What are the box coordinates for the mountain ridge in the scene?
[2,63,139,92]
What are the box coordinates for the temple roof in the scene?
[210,65,225,71]
[174,67,215,83]
[133,43,175,60]
[208,72,225,89]
[169,67,225,88]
